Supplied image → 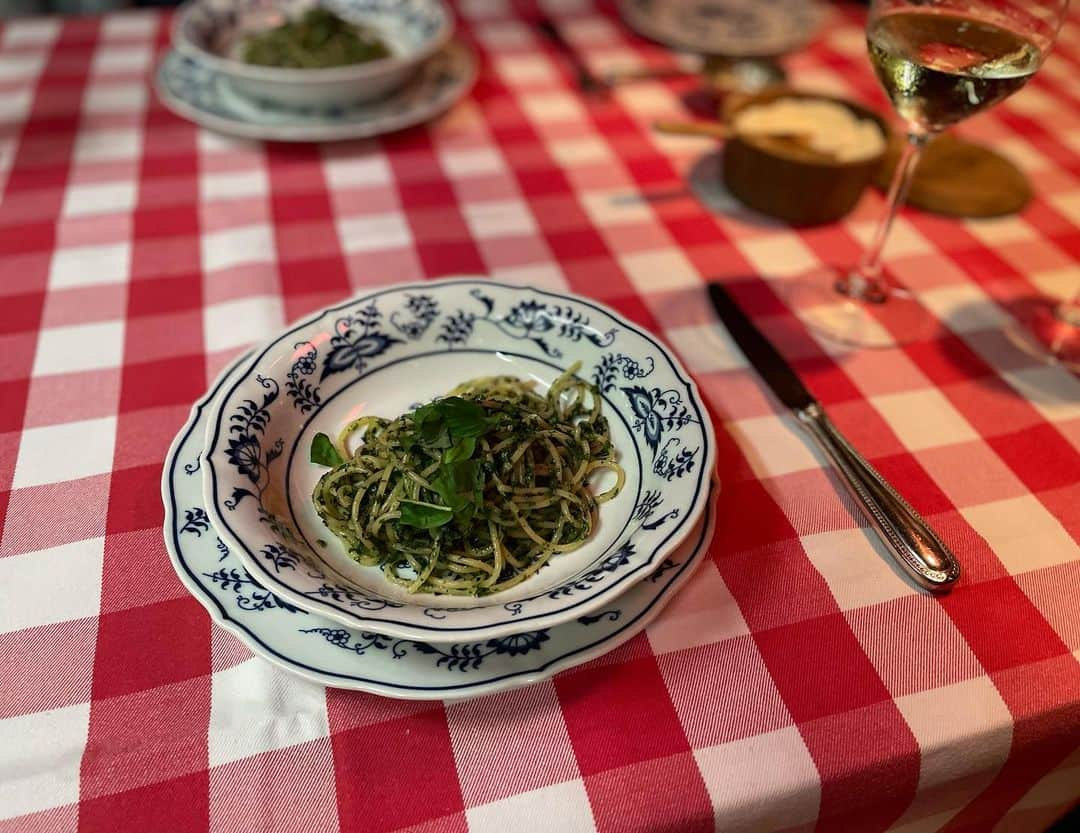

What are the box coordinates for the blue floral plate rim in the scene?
[200,278,717,641]
[164,352,717,698]
[154,38,476,142]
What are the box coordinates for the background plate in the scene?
[154,39,475,141]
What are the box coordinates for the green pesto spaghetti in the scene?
[310,363,624,596]
[242,8,390,69]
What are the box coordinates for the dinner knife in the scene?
[536,17,608,96]
[707,282,961,591]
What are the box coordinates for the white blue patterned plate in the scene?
[166,353,717,698]
[154,39,475,142]
[618,0,825,58]
[201,278,716,641]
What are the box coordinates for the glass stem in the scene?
[839,132,931,304]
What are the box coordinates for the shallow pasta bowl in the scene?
[173,0,454,108]
[201,278,715,641]
[166,352,719,699]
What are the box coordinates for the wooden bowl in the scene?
[721,87,891,226]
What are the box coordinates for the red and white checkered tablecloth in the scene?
[2,0,1079,831]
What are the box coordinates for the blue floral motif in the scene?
[262,543,300,573]
[623,386,692,452]
[437,289,616,359]
[321,302,402,382]
[299,627,551,672]
[180,507,211,537]
[632,490,664,522]
[644,507,680,530]
[593,353,655,393]
[409,631,551,671]
[221,373,317,574]
[184,455,201,475]
[304,582,405,612]
[489,631,549,656]
[285,341,322,414]
[645,559,680,583]
[548,541,635,599]
[438,307,476,346]
[225,434,263,481]
[622,384,700,481]
[215,537,230,562]
[205,567,305,614]
[225,375,282,492]
[634,489,680,530]
[578,610,621,625]
[299,628,392,654]
[654,437,698,481]
[224,487,253,511]
[390,293,439,339]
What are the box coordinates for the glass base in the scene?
[780,267,942,349]
[1005,300,1080,372]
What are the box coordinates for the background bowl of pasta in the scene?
[201,278,715,641]
[173,0,454,108]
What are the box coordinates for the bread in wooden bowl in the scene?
[721,87,892,226]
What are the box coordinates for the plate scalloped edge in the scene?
[154,39,477,142]
[198,277,718,640]
[164,351,720,699]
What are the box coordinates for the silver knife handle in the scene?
[796,403,961,591]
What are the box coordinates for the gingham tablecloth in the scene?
[2,1,1080,831]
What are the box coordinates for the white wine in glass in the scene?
[786,0,1069,348]
[868,12,1041,131]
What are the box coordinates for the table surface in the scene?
[2,2,1080,832]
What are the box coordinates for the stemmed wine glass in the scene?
[788,0,1070,348]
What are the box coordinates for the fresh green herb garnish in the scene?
[398,499,454,529]
[310,364,624,596]
[432,459,477,511]
[443,436,476,464]
[412,397,495,443]
[397,398,500,526]
[310,432,344,467]
[438,397,496,438]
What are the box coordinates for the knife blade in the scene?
[536,17,608,96]
[707,283,815,411]
[707,282,961,591]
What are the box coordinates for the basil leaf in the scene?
[432,459,477,513]
[444,459,478,494]
[409,397,494,454]
[419,418,445,443]
[416,415,450,449]
[438,397,493,439]
[412,401,444,441]
[430,425,452,449]
[411,400,436,423]
[310,432,344,467]
[454,501,476,525]
[444,436,476,464]
[398,500,453,529]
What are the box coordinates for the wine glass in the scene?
[787,0,1070,348]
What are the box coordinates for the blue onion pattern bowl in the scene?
[166,353,718,698]
[201,278,716,642]
[173,0,453,108]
